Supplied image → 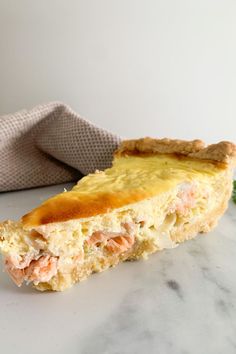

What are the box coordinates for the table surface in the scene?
[0,183,236,354]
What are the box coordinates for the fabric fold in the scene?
[0,102,121,192]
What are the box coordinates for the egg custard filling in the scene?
[0,138,235,291]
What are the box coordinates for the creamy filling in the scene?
[3,182,205,287]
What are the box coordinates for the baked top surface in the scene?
[21,136,235,228]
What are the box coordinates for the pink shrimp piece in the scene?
[5,258,25,286]
[106,234,135,254]
[175,185,196,215]
[86,222,135,255]
[25,255,58,283]
[86,231,109,246]
[6,254,33,269]
[5,255,58,286]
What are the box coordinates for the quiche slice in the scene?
[0,138,236,291]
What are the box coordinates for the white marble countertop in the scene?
[0,184,236,354]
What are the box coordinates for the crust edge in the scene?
[114,137,236,165]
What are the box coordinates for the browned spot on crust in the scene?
[22,190,149,227]
[30,230,46,240]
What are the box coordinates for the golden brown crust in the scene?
[115,137,236,165]
[22,189,149,227]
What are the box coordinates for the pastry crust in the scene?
[115,137,236,165]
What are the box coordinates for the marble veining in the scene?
[166,279,183,299]
[0,185,236,354]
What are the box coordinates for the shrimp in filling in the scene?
[1,178,227,292]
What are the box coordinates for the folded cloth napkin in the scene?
[0,102,121,192]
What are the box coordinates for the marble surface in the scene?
[0,184,236,354]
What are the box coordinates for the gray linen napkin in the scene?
[0,102,121,192]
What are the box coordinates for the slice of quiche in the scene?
[0,138,236,291]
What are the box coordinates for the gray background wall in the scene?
[0,0,236,142]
